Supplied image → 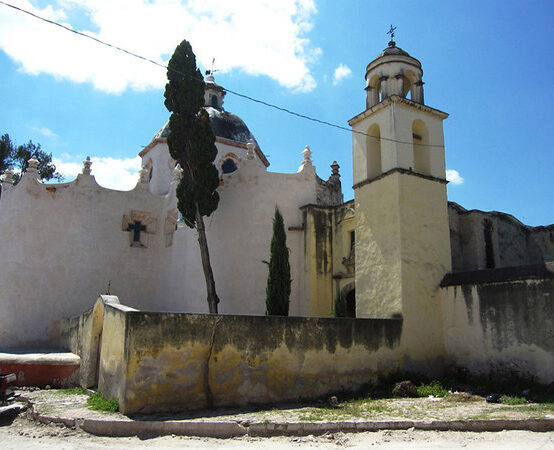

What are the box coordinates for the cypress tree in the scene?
[164,39,221,313]
[265,207,291,315]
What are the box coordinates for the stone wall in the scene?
[448,202,554,272]
[441,263,554,384]
[65,297,406,414]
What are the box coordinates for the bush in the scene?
[416,381,450,398]
[87,391,119,412]
[500,395,527,405]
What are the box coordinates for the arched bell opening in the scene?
[366,74,381,108]
[412,119,431,175]
[367,123,382,179]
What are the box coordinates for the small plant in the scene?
[500,395,527,405]
[333,291,346,318]
[87,391,119,412]
[416,380,450,398]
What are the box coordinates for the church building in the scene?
[0,39,552,391]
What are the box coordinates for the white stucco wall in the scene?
[0,150,322,347]
[157,158,319,316]
[143,139,267,196]
[0,171,175,347]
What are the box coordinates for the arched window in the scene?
[211,95,218,108]
[367,123,382,179]
[221,158,237,174]
[412,119,431,175]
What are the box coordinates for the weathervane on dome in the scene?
[387,24,397,45]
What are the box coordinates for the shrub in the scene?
[416,381,450,398]
[500,395,527,405]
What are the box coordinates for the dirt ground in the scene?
[1,414,553,449]
[23,388,554,423]
[0,388,552,449]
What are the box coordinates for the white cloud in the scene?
[446,169,464,185]
[32,126,58,138]
[54,155,141,190]
[0,0,319,93]
[332,63,351,85]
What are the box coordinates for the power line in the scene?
[0,0,444,149]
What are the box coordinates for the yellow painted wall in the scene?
[354,174,403,319]
[332,204,356,302]
[354,172,451,362]
[97,305,128,402]
[397,174,451,360]
[109,312,404,414]
[303,207,334,316]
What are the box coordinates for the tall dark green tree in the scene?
[0,133,62,185]
[265,207,291,316]
[164,39,221,314]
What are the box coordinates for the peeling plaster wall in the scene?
[442,269,554,384]
[448,203,554,272]
[97,307,404,414]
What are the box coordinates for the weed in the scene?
[499,395,527,405]
[54,387,88,395]
[416,381,450,398]
[87,391,119,412]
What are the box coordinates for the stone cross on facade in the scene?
[122,210,157,247]
[127,221,147,243]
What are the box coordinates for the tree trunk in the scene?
[195,206,220,314]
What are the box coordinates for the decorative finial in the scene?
[330,161,340,178]
[173,164,183,182]
[246,139,255,160]
[82,156,92,175]
[26,157,39,173]
[2,169,14,185]
[302,145,312,166]
[205,58,218,79]
[387,24,397,46]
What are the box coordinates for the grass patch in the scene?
[87,391,119,412]
[500,395,527,405]
[416,381,450,398]
[54,387,88,395]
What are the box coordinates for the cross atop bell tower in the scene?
[387,24,397,42]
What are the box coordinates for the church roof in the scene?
[152,107,259,148]
[378,41,410,57]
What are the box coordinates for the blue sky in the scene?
[0,0,552,226]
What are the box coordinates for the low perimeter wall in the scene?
[61,296,405,414]
[441,264,554,384]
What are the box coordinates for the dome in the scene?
[152,107,259,148]
[378,41,410,58]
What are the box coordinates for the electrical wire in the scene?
[0,0,445,148]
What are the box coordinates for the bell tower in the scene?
[349,35,451,362]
